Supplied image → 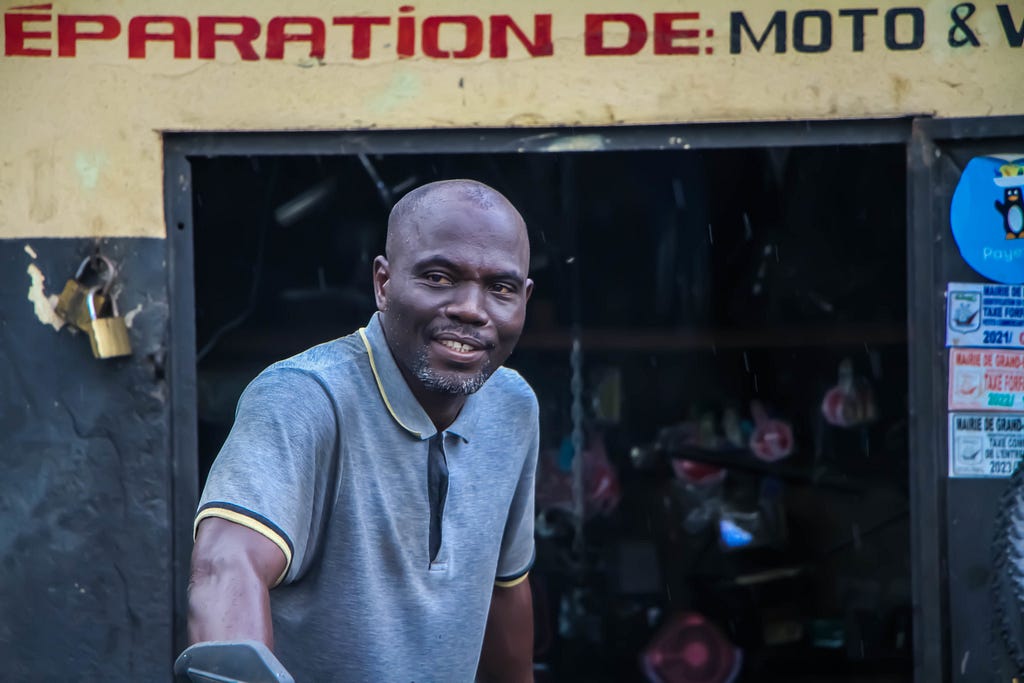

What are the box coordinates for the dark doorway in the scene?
[187,143,911,682]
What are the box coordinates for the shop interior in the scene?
[190,144,911,682]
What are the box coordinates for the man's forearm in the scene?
[187,517,287,648]
[478,580,533,683]
[188,557,275,647]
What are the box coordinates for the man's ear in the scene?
[372,256,390,312]
[523,278,534,303]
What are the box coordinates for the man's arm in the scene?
[477,580,533,683]
[187,517,288,648]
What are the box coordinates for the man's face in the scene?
[374,197,533,397]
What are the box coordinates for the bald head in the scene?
[385,179,528,264]
[371,178,534,420]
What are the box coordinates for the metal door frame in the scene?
[908,115,1024,683]
[165,115,1024,677]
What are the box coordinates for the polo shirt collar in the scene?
[359,313,480,443]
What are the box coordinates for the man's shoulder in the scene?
[481,366,538,414]
[258,329,368,391]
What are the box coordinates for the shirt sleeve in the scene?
[195,366,338,586]
[495,396,539,587]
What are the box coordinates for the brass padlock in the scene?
[85,287,132,359]
[56,256,114,331]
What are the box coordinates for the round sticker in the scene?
[950,155,1024,284]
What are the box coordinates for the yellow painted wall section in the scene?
[1,0,1022,238]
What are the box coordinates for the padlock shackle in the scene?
[74,254,117,293]
[73,256,92,280]
[87,284,121,319]
[86,286,103,321]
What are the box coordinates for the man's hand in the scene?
[187,517,288,648]
[477,579,533,683]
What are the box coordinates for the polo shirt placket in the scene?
[358,320,483,574]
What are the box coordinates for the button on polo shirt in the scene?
[196,313,538,681]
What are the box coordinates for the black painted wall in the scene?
[0,237,174,680]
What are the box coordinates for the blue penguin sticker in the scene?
[950,155,1024,284]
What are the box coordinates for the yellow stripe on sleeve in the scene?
[495,572,529,588]
[194,507,292,587]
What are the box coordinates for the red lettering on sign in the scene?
[397,6,415,58]
[57,15,120,57]
[4,11,51,56]
[128,16,190,59]
[996,352,1024,369]
[987,374,1005,391]
[197,16,260,61]
[584,13,647,56]
[653,12,700,55]
[331,16,390,59]
[421,15,483,58]
[0,9,725,63]
[489,14,553,58]
[266,17,325,60]
[956,351,982,366]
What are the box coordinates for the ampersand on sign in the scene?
[949,3,981,47]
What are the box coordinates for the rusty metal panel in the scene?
[0,237,173,680]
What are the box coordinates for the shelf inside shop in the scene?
[657,445,871,493]
[206,322,907,361]
[516,322,906,351]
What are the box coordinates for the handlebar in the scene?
[174,641,294,683]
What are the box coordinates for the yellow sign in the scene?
[1,1,1022,238]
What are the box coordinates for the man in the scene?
[187,179,537,682]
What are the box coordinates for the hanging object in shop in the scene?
[85,286,132,359]
[946,282,1024,349]
[718,478,787,552]
[949,154,1024,284]
[590,367,622,424]
[55,254,114,331]
[947,413,1024,478]
[535,430,620,520]
[748,401,793,462]
[820,358,877,428]
[640,611,741,683]
[948,348,1024,411]
[671,457,726,486]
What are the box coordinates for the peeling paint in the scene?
[541,134,606,152]
[23,244,37,259]
[26,263,65,331]
[123,303,143,329]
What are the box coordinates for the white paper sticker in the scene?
[948,412,1024,478]
[947,282,1024,348]
[948,348,1024,411]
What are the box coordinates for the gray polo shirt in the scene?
[196,314,538,681]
